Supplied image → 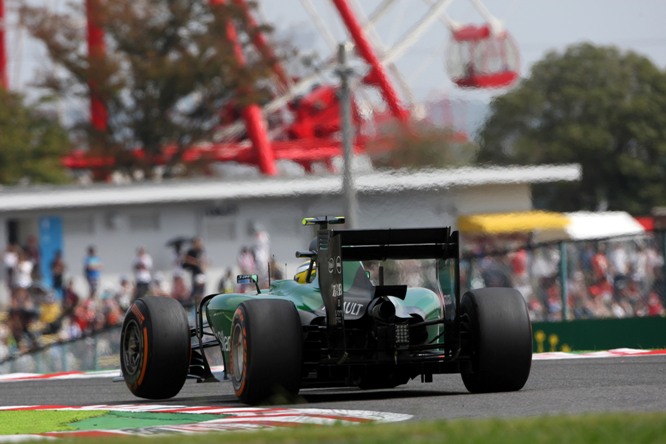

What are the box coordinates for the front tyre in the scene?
[460,287,532,393]
[120,296,190,399]
[230,299,302,405]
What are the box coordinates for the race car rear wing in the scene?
[337,227,458,261]
[303,215,460,261]
[305,217,460,334]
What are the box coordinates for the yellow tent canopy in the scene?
[457,211,570,234]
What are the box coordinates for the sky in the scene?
[4,0,666,112]
[258,0,666,103]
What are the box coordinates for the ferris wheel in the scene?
[0,0,521,177]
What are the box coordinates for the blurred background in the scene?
[1,0,665,372]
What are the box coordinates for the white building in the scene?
[0,164,581,306]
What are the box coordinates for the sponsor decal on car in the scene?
[215,330,231,352]
[343,301,364,316]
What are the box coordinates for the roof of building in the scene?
[0,164,581,213]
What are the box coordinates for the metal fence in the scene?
[461,231,666,322]
[0,327,121,374]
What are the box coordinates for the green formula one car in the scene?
[120,216,532,404]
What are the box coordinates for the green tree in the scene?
[476,43,666,214]
[0,89,71,185]
[21,0,278,180]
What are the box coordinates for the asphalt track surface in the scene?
[2,355,666,421]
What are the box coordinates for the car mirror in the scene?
[236,274,259,284]
[237,274,261,294]
[295,250,317,259]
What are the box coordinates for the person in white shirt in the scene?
[15,250,34,291]
[3,243,18,290]
[131,247,153,300]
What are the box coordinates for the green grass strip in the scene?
[0,410,225,435]
[91,412,666,444]
[2,411,666,444]
[0,410,107,434]
[71,411,224,430]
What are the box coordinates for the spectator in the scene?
[59,314,82,341]
[23,234,40,280]
[14,249,34,296]
[39,293,63,335]
[509,248,528,287]
[83,246,102,298]
[131,247,153,300]
[74,294,106,334]
[101,292,124,327]
[115,276,134,312]
[167,237,189,274]
[252,225,270,286]
[7,290,39,352]
[170,269,190,306]
[182,237,207,306]
[61,278,80,318]
[0,324,10,360]
[3,243,18,290]
[50,250,66,300]
[236,246,256,292]
[217,267,236,294]
[151,272,170,297]
[237,246,256,275]
[270,257,284,280]
[647,291,665,316]
[591,245,610,283]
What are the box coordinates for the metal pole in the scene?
[337,42,358,229]
[559,241,568,321]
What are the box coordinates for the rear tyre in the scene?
[460,287,532,393]
[120,296,190,399]
[230,299,302,405]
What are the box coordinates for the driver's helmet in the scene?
[294,261,317,284]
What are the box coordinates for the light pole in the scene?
[336,42,358,229]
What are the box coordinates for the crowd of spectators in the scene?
[3,231,665,362]
[461,235,666,321]
[0,227,283,362]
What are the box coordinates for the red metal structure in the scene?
[55,0,520,178]
[0,0,7,90]
[446,23,519,88]
[444,0,520,89]
[212,0,276,175]
[85,0,108,132]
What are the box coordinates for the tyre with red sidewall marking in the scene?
[230,299,302,405]
[120,296,190,399]
[460,287,532,393]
